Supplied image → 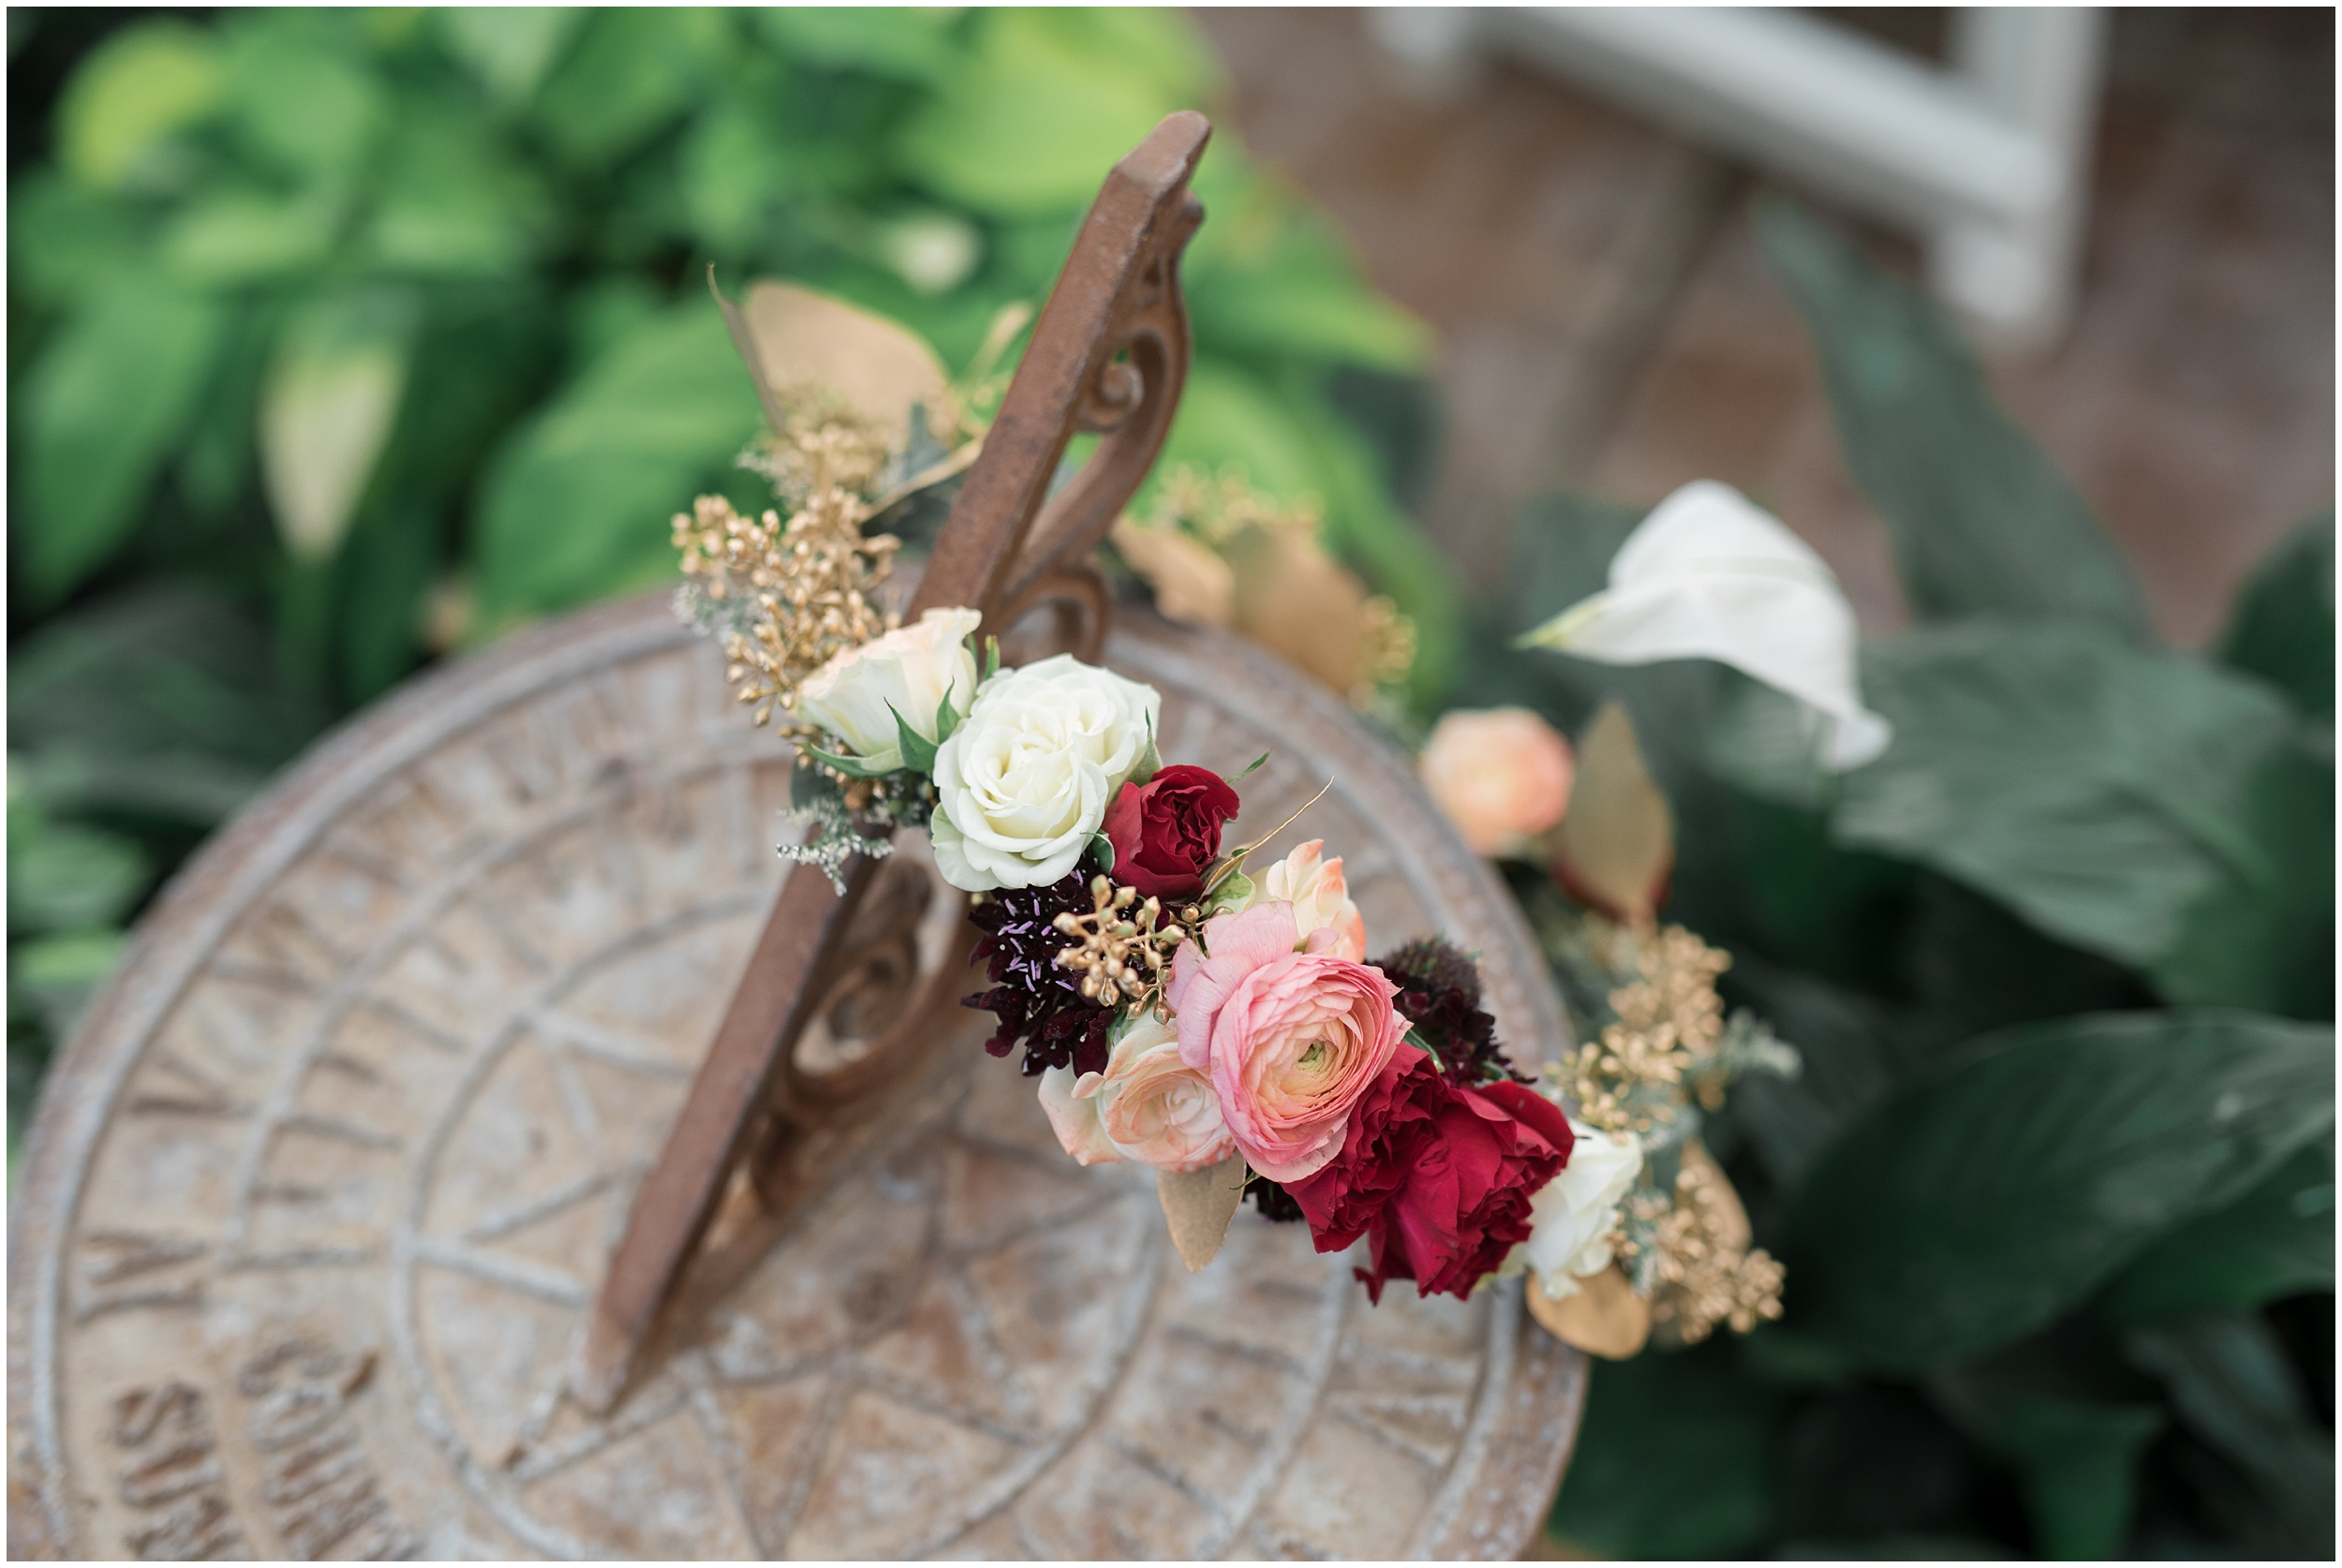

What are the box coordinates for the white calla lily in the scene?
[1521,481,1891,771]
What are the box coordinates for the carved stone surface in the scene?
[8,595,1585,1561]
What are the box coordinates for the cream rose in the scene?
[1261,838,1367,961]
[1519,1118,1643,1297]
[1420,707,1575,858]
[794,607,982,772]
[929,654,1161,892]
[1036,1015,1234,1175]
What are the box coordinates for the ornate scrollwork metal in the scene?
[571,112,1215,1412]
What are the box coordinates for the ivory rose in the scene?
[1036,1015,1235,1175]
[1164,901,1404,1182]
[930,654,1160,893]
[794,606,981,772]
[1519,1119,1642,1298]
[1420,708,1575,858]
[1261,839,1367,960]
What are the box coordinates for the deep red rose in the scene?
[1285,1047,1573,1303]
[1102,763,1240,900]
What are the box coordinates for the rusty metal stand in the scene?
[570,111,1213,1413]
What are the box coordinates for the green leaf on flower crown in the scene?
[1132,714,1161,785]
[1087,831,1115,874]
[1783,1010,2334,1373]
[1207,869,1253,914]
[1230,750,1270,783]
[889,703,938,776]
[931,687,962,749]
[800,741,896,780]
[981,635,1001,683]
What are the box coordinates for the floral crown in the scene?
[668,298,1790,1340]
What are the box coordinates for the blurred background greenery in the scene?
[7,8,2333,1561]
[7,6,1459,1154]
[1511,204,2333,1560]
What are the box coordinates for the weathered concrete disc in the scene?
[7,595,1584,1560]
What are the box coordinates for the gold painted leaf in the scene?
[1553,702,1674,923]
[725,277,951,440]
[1227,525,1372,696]
[1112,519,1235,628]
[1528,1264,1652,1359]
[1157,1154,1248,1272]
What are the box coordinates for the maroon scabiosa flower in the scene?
[963,866,1115,1077]
[1371,935,1524,1086]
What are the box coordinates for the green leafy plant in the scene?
[1501,202,2333,1559]
[7,7,1459,1158]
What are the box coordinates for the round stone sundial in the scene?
[7,113,1587,1561]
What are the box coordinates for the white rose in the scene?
[929,653,1160,892]
[1260,839,1367,960]
[1520,1119,1644,1297]
[793,606,982,772]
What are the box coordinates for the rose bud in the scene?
[1419,707,1575,859]
[1101,763,1240,900]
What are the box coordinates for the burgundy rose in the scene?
[1286,1047,1573,1303]
[1101,763,1240,900]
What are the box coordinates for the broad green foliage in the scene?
[1785,1012,2333,1370]
[21,282,227,599]
[57,21,225,188]
[896,8,1210,215]
[2127,1314,2335,1558]
[1549,1342,1781,1558]
[9,585,334,828]
[8,7,1445,662]
[475,303,766,625]
[1755,201,2153,642]
[1835,621,2318,1008]
[7,7,1454,1158]
[2220,507,2335,725]
[2101,1134,2335,1326]
[1520,204,2330,1558]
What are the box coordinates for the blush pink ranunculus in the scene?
[1165,901,1406,1183]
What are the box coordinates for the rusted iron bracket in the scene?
[570,111,1211,1413]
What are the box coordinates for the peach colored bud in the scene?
[1260,839,1368,961]
[1420,708,1575,858]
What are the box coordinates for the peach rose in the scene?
[1420,707,1575,858]
[1165,901,1405,1182]
[1261,839,1367,961]
[1036,1016,1234,1175]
